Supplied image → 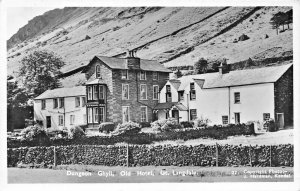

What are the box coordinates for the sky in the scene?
[6,7,62,39]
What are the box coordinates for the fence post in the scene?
[216,143,218,167]
[269,145,272,167]
[53,146,57,167]
[127,143,129,167]
[249,145,252,167]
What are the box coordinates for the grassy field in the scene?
[8,165,293,183]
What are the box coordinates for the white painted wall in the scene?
[229,83,275,123]
[159,81,179,103]
[158,78,275,125]
[34,96,86,130]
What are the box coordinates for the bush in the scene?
[113,121,141,135]
[99,122,115,133]
[151,118,181,132]
[193,116,211,128]
[139,122,151,128]
[21,125,49,145]
[266,118,277,132]
[180,121,194,128]
[68,126,85,139]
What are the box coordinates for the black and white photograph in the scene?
[1,0,299,190]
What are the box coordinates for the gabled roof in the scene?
[154,102,188,111]
[82,55,172,73]
[169,79,181,90]
[34,86,86,100]
[177,63,292,90]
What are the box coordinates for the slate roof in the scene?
[169,79,181,90]
[177,63,292,90]
[154,102,188,111]
[82,56,172,73]
[34,86,86,100]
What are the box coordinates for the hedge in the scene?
[7,144,293,167]
[8,123,255,148]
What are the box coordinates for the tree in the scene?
[174,69,183,78]
[7,76,32,131]
[194,58,208,74]
[19,50,65,96]
[270,12,288,34]
[285,9,293,29]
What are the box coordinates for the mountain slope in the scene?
[7,6,292,87]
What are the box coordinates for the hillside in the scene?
[7,6,293,87]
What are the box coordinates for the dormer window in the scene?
[140,71,146,80]
[153,72,158,80]
[190,83,196,100]
[96,65,101,78]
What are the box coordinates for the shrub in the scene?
[21,125,49,145]
[193,116,211,128]
[151,118,181,132]
[180,121,194,128]
[99,122,115,133]
[68,126,85,139]
[139,122,151,128]
[266,118,277,132]
[113,121,141,135]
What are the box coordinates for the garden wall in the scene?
[7,144,293,167]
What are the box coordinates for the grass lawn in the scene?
[8,165,293,183]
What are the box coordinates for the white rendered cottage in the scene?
[34,86,86,130]
[155,63,293,129]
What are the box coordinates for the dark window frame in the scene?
[234,92,241,104]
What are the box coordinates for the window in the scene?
[263,113,270,121]
[59,98,64,108]
[121,70,128,79]
[122,106,130,123]
[166,85,172,102]
[141,106,147,122]
[53,99,58,109]
[153,85,159,100]
[122,84,129,100]
[140,71,146,80]
[166,111,169,119]
[88,108,92,123]
[58,115,64,126]
[153,72,158,80]
[190,109,197,121]
[41,100,46,110]
[96,65,101,78]
[94,107,99,123]
[75,97,80,107]
[140,84,147,100]
[178,91,184,101]
[190,83,196,100]
[88,86,92,100]
[93,85,98,100]
[234,92,240,104]
[99,85,105,100]
[82,97,86,107]
[99,107,105,123]
[70,115,75,125]
[222,116,229,125]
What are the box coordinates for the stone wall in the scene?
[7,144,293,167]
[274,66,293,126]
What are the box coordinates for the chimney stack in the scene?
[126,49,140,70]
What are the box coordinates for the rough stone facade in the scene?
[84,57,170,126]
[274,66,293,126]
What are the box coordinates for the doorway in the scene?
[46,116,51,128]
[171,110,179,123]
[276,113,285,129]
[234,113,240,124]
